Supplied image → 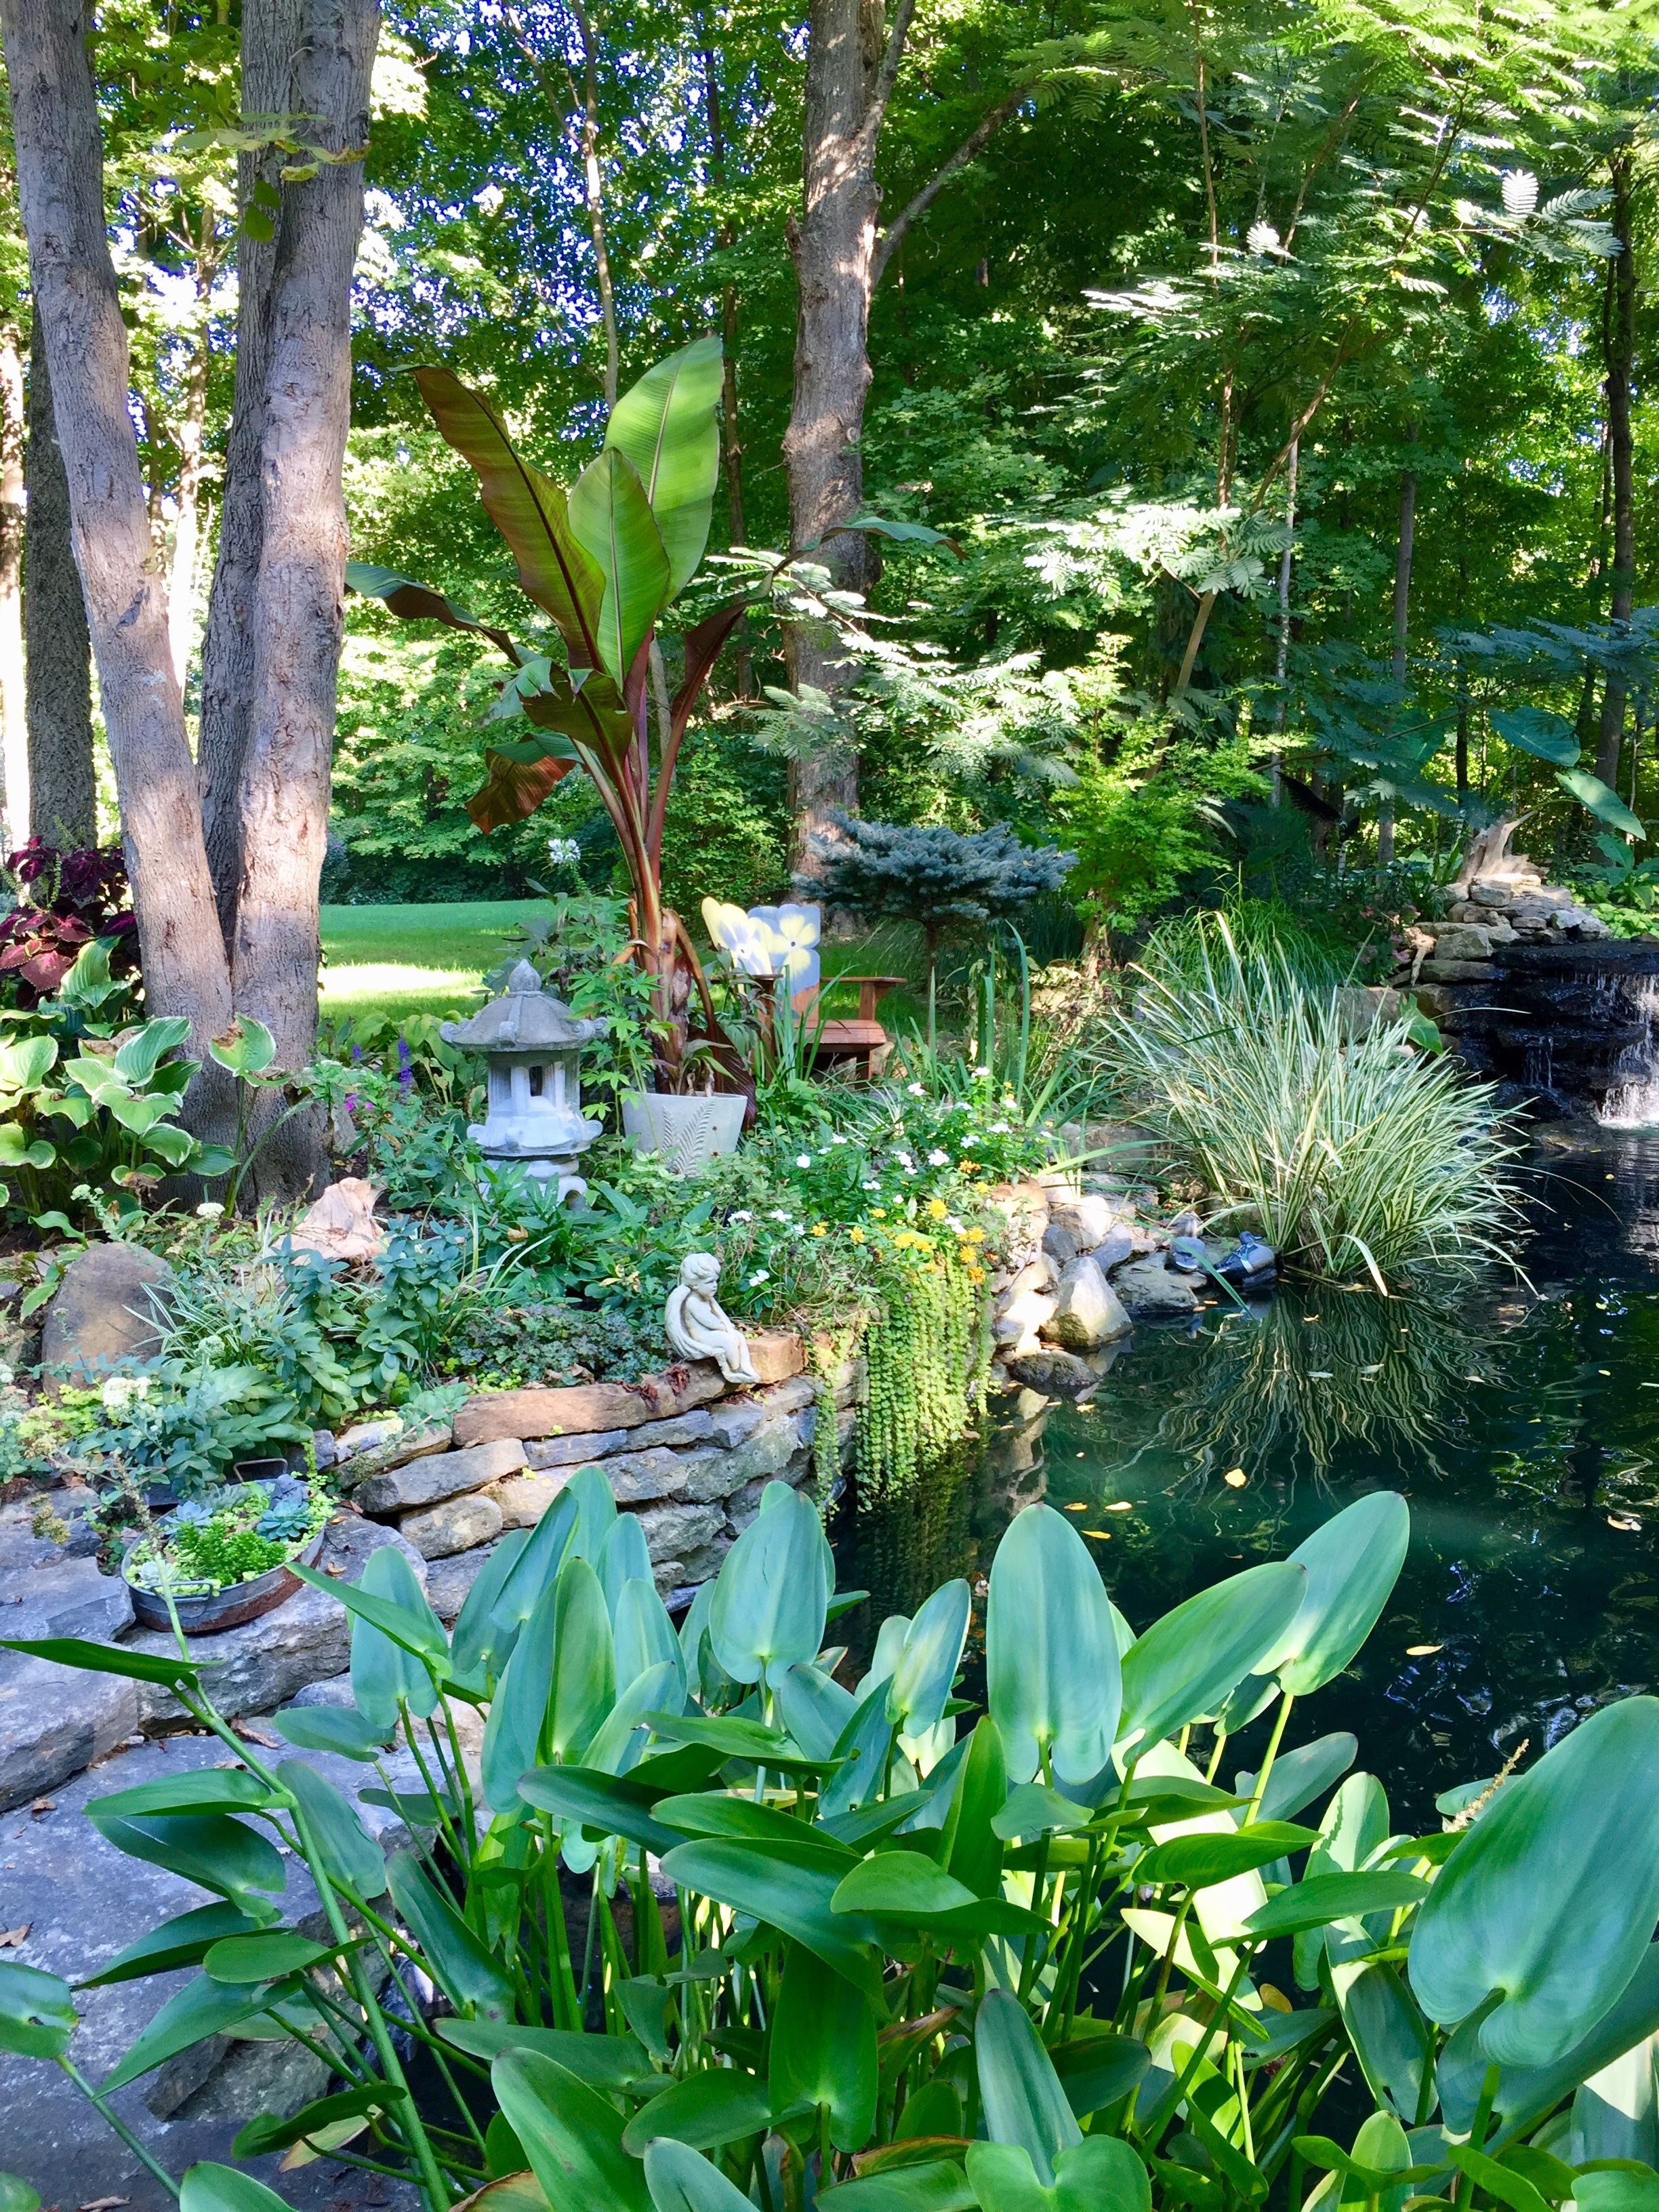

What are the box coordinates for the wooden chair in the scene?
[791,972,906,1080]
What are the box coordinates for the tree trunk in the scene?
[0,326,24,848]
[1598,147,1637,793]
[1380,449,1417,867]
[23,312,96,850]
[198,0,304,938]
[1269,435,1297,804]
[230,0,377,1200]
[782,0,885,871]
[168,276,212,693]
[1,0,232,1047]
[702,39,752,697]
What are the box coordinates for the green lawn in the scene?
[319,899,552,1027]
[318,899,941,1035]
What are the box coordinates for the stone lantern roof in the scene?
[441,960,607,1052]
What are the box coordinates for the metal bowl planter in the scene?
[621,1091,745,1174]
[122,1483,328,1636]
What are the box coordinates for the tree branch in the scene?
[859,0,918,155]
[872,83,1031,286]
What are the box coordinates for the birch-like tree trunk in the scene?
[783,0,884,872]
[0,0,232,1046]
[198,0,304,936]
[1597,147,1637,794]
[1380,447,1417,867]
[0,326,24,848]
[167,277,213,693]
[23,310,96,851]
[230,0,377,1197]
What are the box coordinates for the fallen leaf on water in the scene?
[1223,1468,1248,1488]
[0,1924,28,1946]
[1064,1502,1086,1511]
[325,1562,346,1577]
[1105,1500,1132,1512]
[1608,1513,1643,1532]
[80,2196,131,2208]
[1406,1644,1442,1658]
[1082,1530,1111,1540]
[1307,1371,1333,1380]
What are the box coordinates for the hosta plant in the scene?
[7,1477,1659,2212]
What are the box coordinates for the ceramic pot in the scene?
[123,1508,326,1637]
[621,1091,745,1174]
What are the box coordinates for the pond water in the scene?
[834,1134,1659,1831]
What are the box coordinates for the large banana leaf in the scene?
[1410,1698,1659,2067]
[604,335,724,598]
[344,560,525,665]
[413,368,605,672]
[567,447,672,689]
[987,1504,1121,1791]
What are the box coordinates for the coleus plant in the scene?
[9,1477,1659,2212]
[349,339,748,1087]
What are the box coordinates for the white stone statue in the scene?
[665,1252,760,1385]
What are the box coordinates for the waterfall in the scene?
[1599,975,1659,1127]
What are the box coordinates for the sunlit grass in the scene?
[318,899,550,1026]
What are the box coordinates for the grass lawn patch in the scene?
[319,899,552,1025]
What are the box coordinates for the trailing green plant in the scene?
[12,1479,1659,2212]
[1099,914,1524,1286]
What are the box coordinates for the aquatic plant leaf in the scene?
[659,1837,884,2003]
[815,2163,978,2211]
[987,1503,1121,1790]
[1410,1698,1659,2067]
[1118,1562,1306,1751]
[710,1485,830,1688]
[386,1851,512,2020]
[769,1940,878,2150]
[1139,1822,1319,1889]
[1332,1957,1436,2121]
[343,1545,443,1727]
[270,1702,392,1763]
[621,2066,775,2154]
[441,2017,651,2089]
[1236,1732,1357,1824]
[643,2139,758,2212]
[977,1986,1083,2185]
[179,2163,293,2212]
[1245,1869,1426,1938]
[79,1902,262,1988]
[279,1759,386,1898]
[516,1764,681,1854]
[85,1810,288,1911]
[886,1579,972,1738]
[0,1963,76,2060]
[942,1715,1008,1898]
[451,1527,531,1683]
[101,1971,276,2091]
[1275,1493,1410,1698]
[493,2049,652,2212]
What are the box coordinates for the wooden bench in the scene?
[793,974,905,1080]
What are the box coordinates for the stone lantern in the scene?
[441,960,607,1204]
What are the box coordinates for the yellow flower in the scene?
[926,1197,948,1221]
[811,1222,827,1237]
[963,1225,985,1242]
[848,1225,865,1244]
[967,1265,985,1284]
[870,1207,887,1219]
[958,1159,977,1174]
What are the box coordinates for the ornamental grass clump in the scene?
[1103,914,1523,1286]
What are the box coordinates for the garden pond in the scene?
[837,1129,1659,1832]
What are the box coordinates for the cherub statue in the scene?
[665,1252,760,1385]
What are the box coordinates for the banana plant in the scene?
[12,1483,1659,2212]
[348,339,741,1084]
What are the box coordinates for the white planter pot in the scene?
[622,1091,745,1174]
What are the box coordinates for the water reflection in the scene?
[834,1136,1659,1832]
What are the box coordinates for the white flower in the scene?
[945,1214,964,1233]
[730,1210,753,1223]
[861,1178,880,1190]
[927,1148,949,1166]
[827,1131,848,1145]
[748,1269,771,1286]
[195,1200,225,1220]
[789,1223,806,1239]
[769,1208,793,1223]
[894,1149,914,1168]
[795,1153,813,1168]
[907,1082,926,1096]
[101,1374,151,1412]
[990,1120,1011,1134]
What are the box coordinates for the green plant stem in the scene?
[58,2056,182,2200]
[1246,1692,1294,1822]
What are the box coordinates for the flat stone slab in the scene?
[1,1553,134,1642]
[400,1491,504,1559]
[354,1435,525,1515]
[0,1731,423,2211]
[40,1242,172,1386]
[454,1366,726,1446]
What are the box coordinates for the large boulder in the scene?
[1112,1256,1201,1321]
[39,1242,172,1385]
[1040,1256,1130,1350]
